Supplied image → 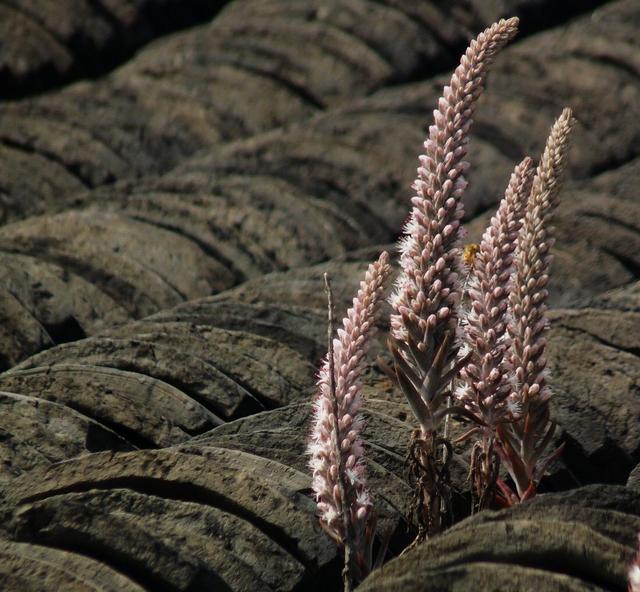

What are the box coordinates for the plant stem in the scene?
[440,393,451,519]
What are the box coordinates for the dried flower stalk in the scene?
[308,252,391,587]
[497,108,575,504]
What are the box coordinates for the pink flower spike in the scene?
[457,157,535,429]
[389,17,520,435]
[498,108,575,503]
[307,252,391,581]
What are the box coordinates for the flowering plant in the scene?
[307,15,574,588]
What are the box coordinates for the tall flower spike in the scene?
[456,157,534,509]
[498,108,575,503]
[457,157,535,428]
[308,252,391,583]
[389,17,520,434]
